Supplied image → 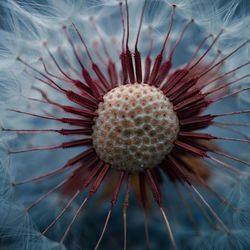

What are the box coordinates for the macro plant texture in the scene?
[0,0,250,249]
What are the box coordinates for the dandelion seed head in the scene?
[92,83,179,172]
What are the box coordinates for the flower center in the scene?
[92,83,179,173]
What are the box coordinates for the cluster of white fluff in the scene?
[0,0,249,249]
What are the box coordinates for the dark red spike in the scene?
[167,76,196,97]
[148,55,163,85]
[171,151,200,174]
[61,106,98,118]
[61,138,92,148]
[82,67,103,101]
[62,156,99,196]
[154,60,172,87]
[179,115,213,130]
[167,155,191,185]
[59,129,92,135]
[81,161,104,189]
[93,78,107,95]
[107,61,119,88]
[174,93,206,111]
[63,156,100,197]
[120,51,128,84]
[174,140,207,157]
[169,18,194,61]
[134,48,142,83]
[63,26,102,101]
[33,86,97,116]
[111,172,125,208]
[173,87,200,105]
[152,167,164,184]
[162,156,187,183]
[126,48,135,84]
[179,131,215,140]
[89,164,110,195]
[65,91,98,110]
[169,78,198,101]
[60,118,93,127]
[162,69,189,94]
[92,63,110,91]
[70,81,98,101]
[177,100,212,119]
[175,140,248,176]
[72,22,111,92]
[144,26,153,83]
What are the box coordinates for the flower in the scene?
[0,0,249,249]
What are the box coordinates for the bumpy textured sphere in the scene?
[92,83,179,173]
